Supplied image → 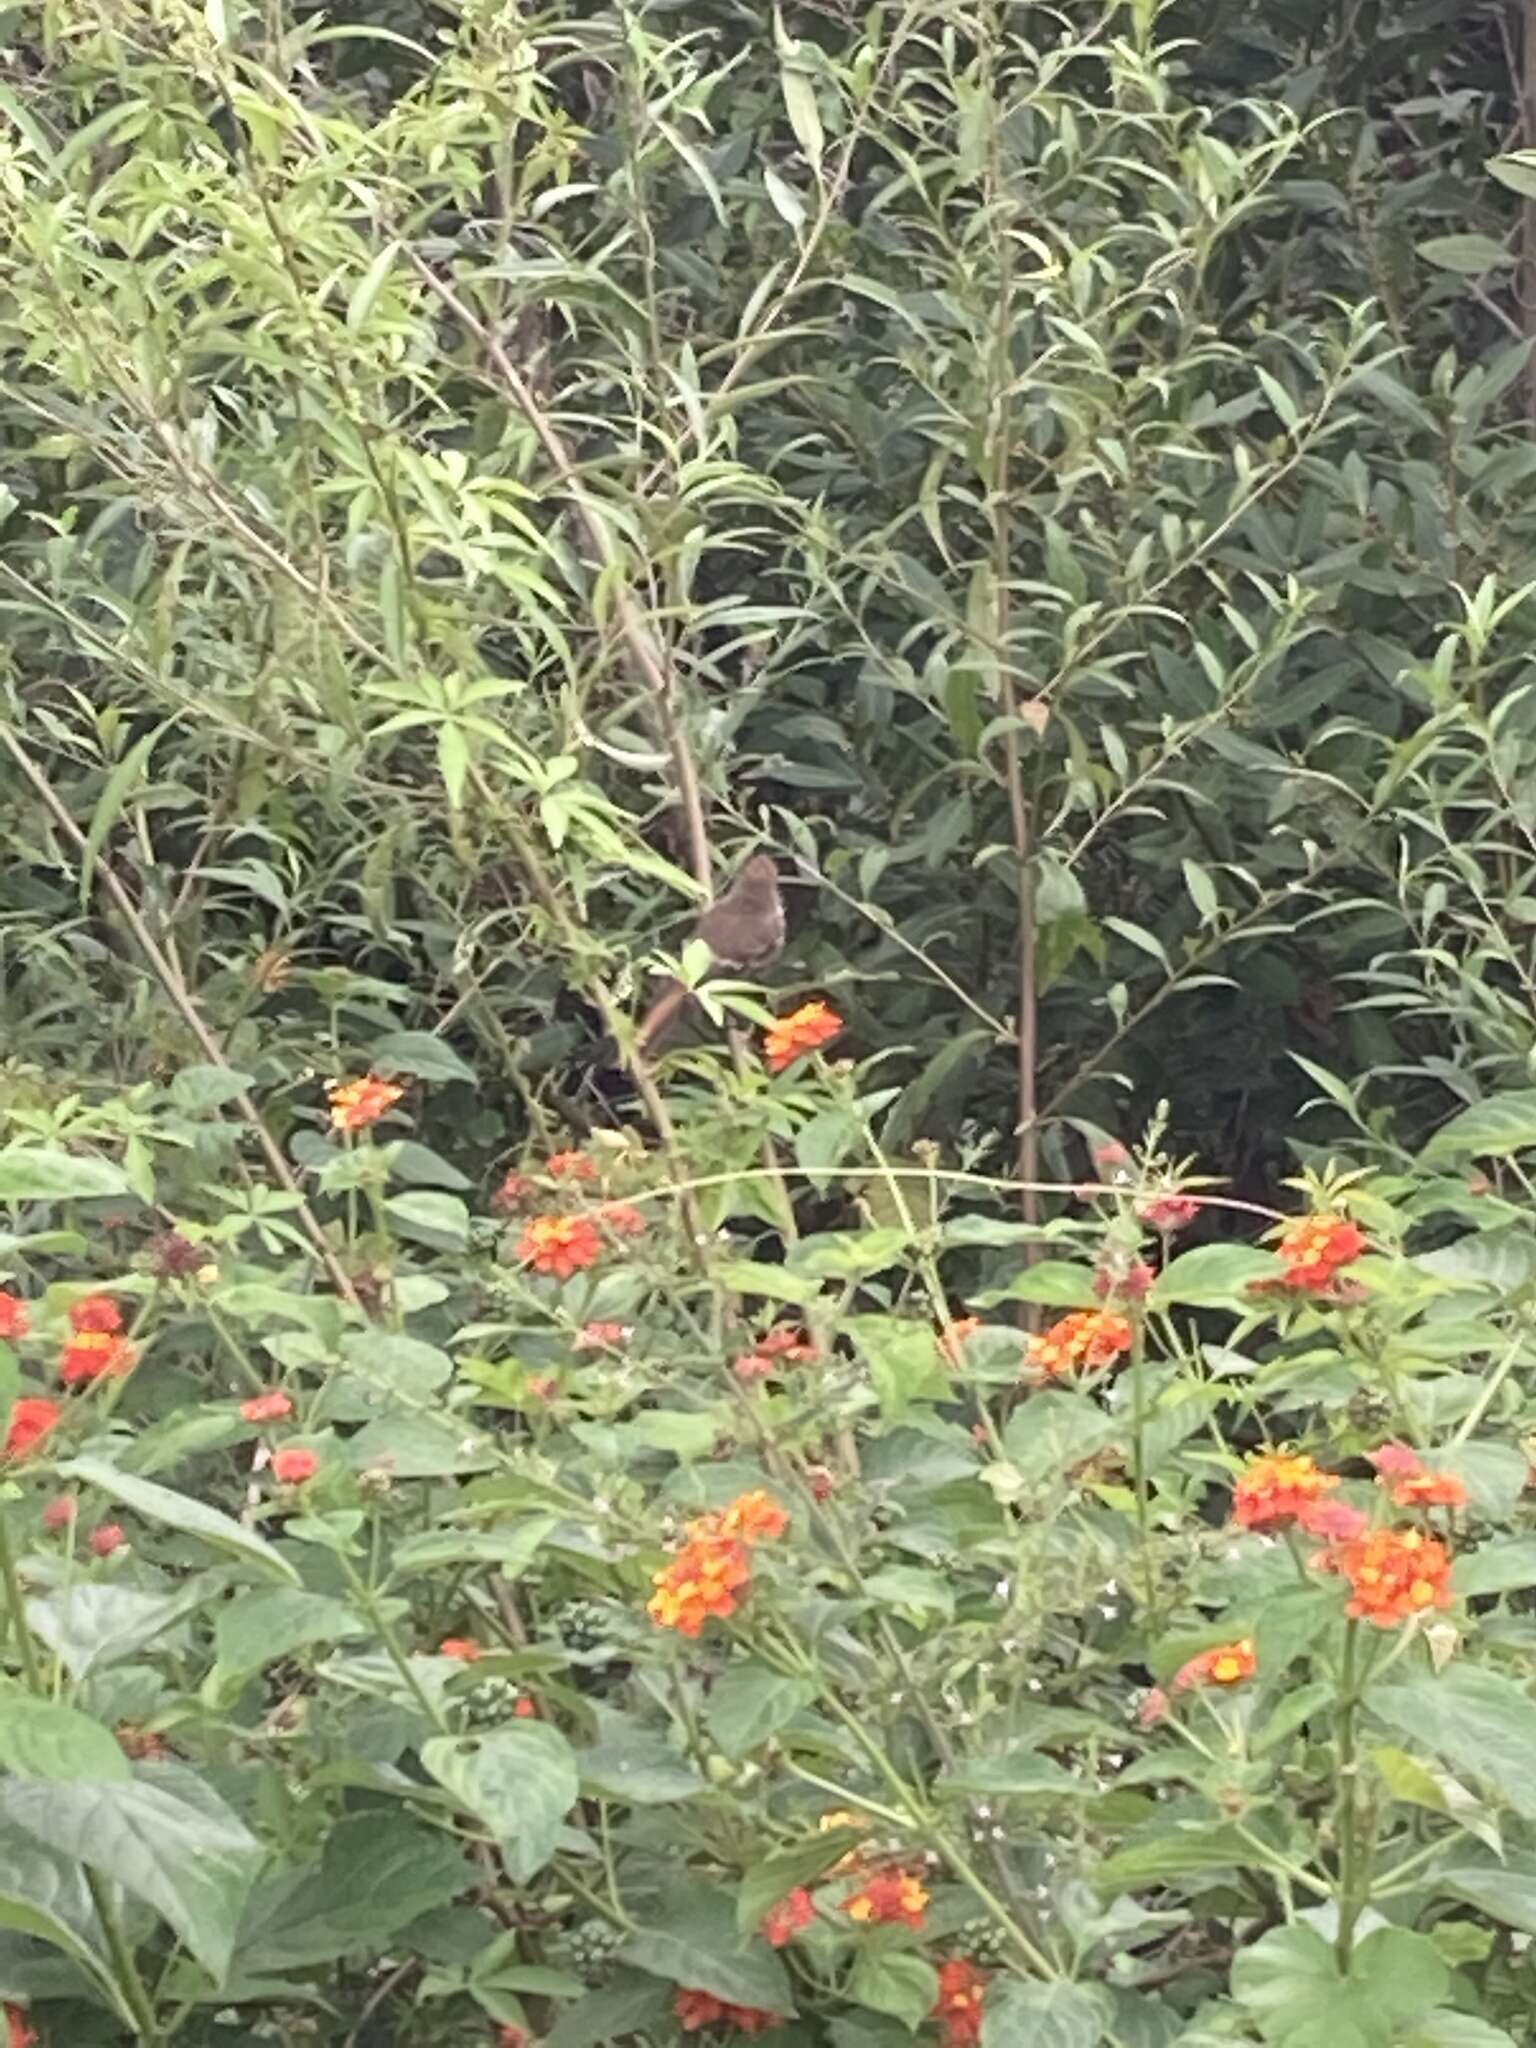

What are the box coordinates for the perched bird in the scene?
[635,853,785,1053]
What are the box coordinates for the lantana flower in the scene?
[327,1074,404,1132]
[1324,1525,1453,1627]
[761,1888,815,1947]
[1231,1450,1339,1531]
[1367,1444,1467,1510]
[1026,1308,1133,1379]
[518,1214,603,1280]
[1173,1638,1256,1690]
[1271,1212,1366,1293]
[764,1001,843,1073]
[932,1959,990,2048]
[674,1989,783,2035]
[844,1870,929,1930]
[0,1292,29,1339]
[3,1398,59,1462]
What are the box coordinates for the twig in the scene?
[0,725,363,1312]
[398,238,714,895]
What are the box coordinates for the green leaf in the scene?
[340,1329,453,1402]
[1416,234,1513,274]
[620,1892,793,2014]
[977,1259,1097,1306]
[371,1030,476,1085]
[844,1316,950,1422]
[169,1065,256,1114]
[939,1752,1088,1800]
[850,1950,938,2031]
[1440,1853,1536,1934]
[1452,1535,1536,1596]
[1422,1091,1536,1163]
[0,1820,128,2024]
[981,1979,1111,2048]
[1096,1824,1251,1896]
[421,1724,578,1881]
[0,1694,130,1782]
[577,1726,706,1805]
[1152,1244,1279,1307]
[233,1813,474,1970]
[383,1190,469,1251]
[213,1590,371,1677]
[0,1763,263,1980]
[1232,1922,1449,2047]
[79,720,170,910]
[58,1456,299,1584]
[1370,1665,1536,1820]
[0,1148,132,1203]
[546,1973,671,2048]
[791,1230,909,1279]
[709,1259,821,1305]
[704,1665,814,1757]
[25,1581,211,1678]
[1402,2017,1518,2048]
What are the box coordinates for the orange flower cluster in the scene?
[764,1000,843,1073]
[647,1492,788,1636]
[1026,1308,1133,1379]
[674,1989,783,2035]
[0,1292,29,1339]
[734,1325,818,1382]
[761,1887,815,1947]
[60,1296,135,1387]
[1368,1443,1466,1510]
[932,1960,990,2048]
[1173,1638,1256,1691]
[1326,1525,1454,1627]
[845,1869,929,1929]
[1273,1212,1366,1293]
[3,1398,59,1462]
[439,1638,482,1661]
[1231,1450,1339,1531]
[328,1074,404,1132]
[519,1214,602,1280]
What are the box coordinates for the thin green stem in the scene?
[85,1869,165,2043]
[0,1506,41,1690]
[1333,1620,1368,1965]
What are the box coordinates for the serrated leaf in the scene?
[981,1979,1111,2048]
[421,1723,578,1882]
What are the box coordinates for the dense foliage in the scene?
[6,0,1536,2042]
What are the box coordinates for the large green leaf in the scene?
[0,1149,131,1202]
[1152,1244,1278,1308]
[1370,1665,1536,1820]
[1232,1924,1448,2048]
[850,1949,937,2030]
[981,1980,1111,2048]
[58,1456,299,1584]
[0,1694,129,1783]
[577,1725,706,1805]
[704,1665,814,1758]
[25,1581,211,1678]
[421,1723,578,1881]
[0,1819,129,2023]
[0,1762,263,1980]
[1422,1092,1536,1163]
[232,1814,473,1969]
[620,1884,793,2014]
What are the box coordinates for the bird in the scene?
[634,853,785,1053]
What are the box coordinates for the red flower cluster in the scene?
[648,1492,788,1635]
[761,1887,814,1947]
[271,1447,318,1486]
[1272,1212,1366,1293]
[4,2004,35,2048]
[439,1638,482,1661]
[1231,1450,1339,1531]
[327,1074,404,1132]
[240,1389,293,1423]
[0,1292,29,1339]
[518,1214,603,1280]
[1173,1638,1256,1691]
[763,1001,843,1073]
[575,1320,631,1351]
[1323,1525,1454,1627]
[90,1523,124,1558]
[1137,1192,1201,1233]
[734,1325,818,1381]
[932,1960,990,2048]
[1368,1444,1467,1510]
[60,1296,135,1387]
[1026,1308,1133,1379]
[547,1148,597,1182]
[3,1397,59,1462]
[844,1869,929,1930]
[674,1989,783,2034]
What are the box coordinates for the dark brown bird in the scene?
[635,853,785,1053]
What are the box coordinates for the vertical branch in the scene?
[983,8,1039,1235]
[1522,0,1536,427]
[400,243,714,896]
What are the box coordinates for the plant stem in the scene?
[1333,1620,1367,1965]
[86,1868,164,2042]
[0,1506,40,1690]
